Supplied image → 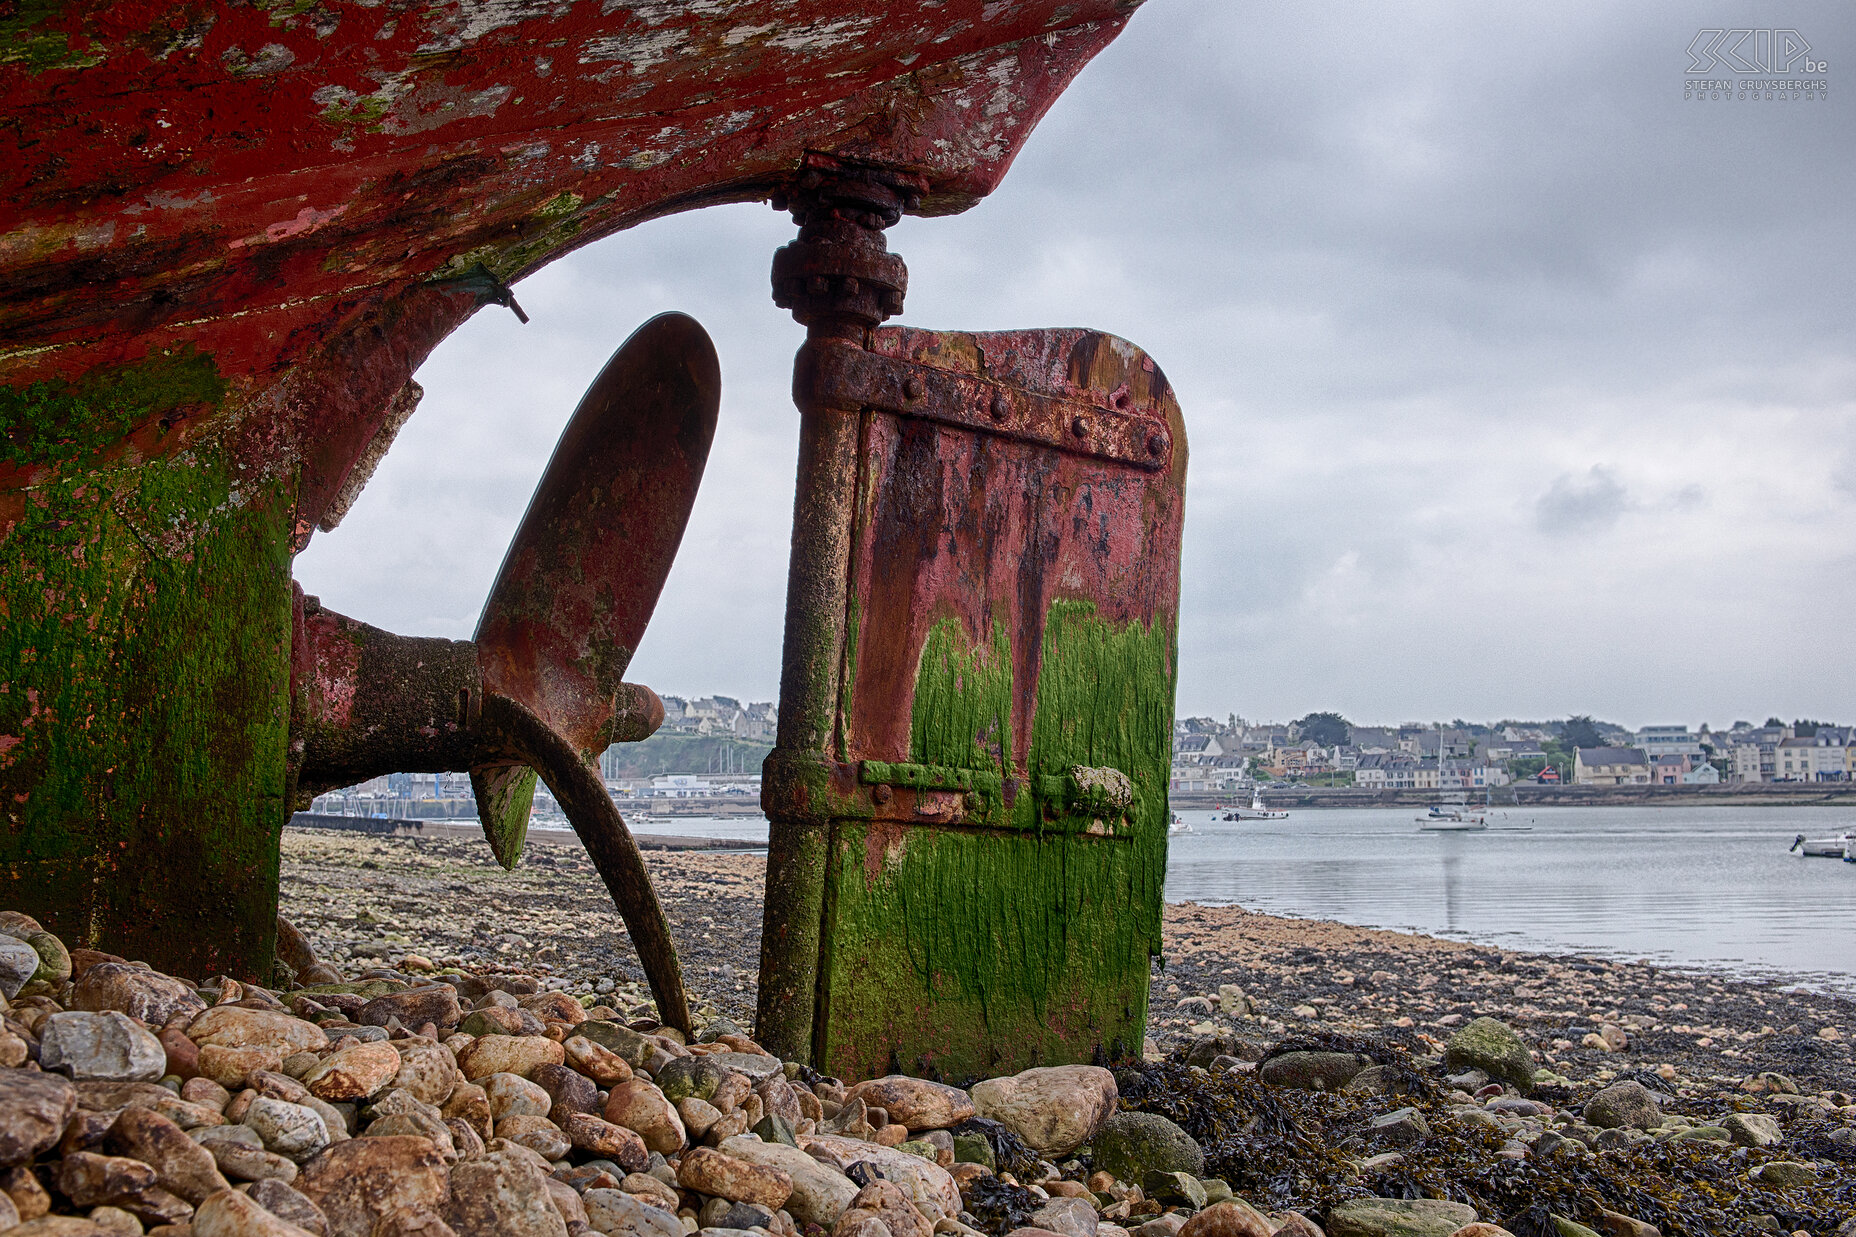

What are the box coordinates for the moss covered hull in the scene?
[0,357,291,977]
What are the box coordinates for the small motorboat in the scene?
[1169,813,1194,835]
[1790,832,1853,859]
[1225,788,1289,821]
[1418,804,1487,831]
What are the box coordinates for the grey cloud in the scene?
[296,0,1856,726]
[1535,466,1631,535]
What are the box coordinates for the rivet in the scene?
[1146,433,1165,456]
[903,378,921,401]
[964,792,983,812]
[1071,416,1089,438]
[873,783,894,805]
[990,393,1009,421]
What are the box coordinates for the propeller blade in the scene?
[475,311,721,756]
[471,763,538,869]
[486,694,693,1033]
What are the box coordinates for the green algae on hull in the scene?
[0,437,292,981]
[813,601,1175,1082]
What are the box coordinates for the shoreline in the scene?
[281,827,1854,1098]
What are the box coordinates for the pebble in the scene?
[841,1077,976,1131]
[1721,1112,1782,1147]
[483,1071,553,1121]
[301,1041,401,1101]
[1256,1051,1368,1092]
[188,1007,329,1056]
[456,1035,566,1082]
[0,936,41,998]
[105,1107,230,1203]
[1581,1081,1661,1131]
[716,1137,858,1227]
[564,1113,650,1171]
[244,1098,330,1161]
[1176,1202,1272,1237]
[293,1136,450,1237]
[1091,1113,1204,1182]
[7,873,1853,1237]
[40,1013,168,1083]
[0,1070,79,1164]
[604,1080,687,1154]
[443,1149,568,1237]
[1027,1197,1098,1237]
[1442,1018,1536,1096]
[677,1147,795,1209]
[496,1113,572,1160]
[1327,1197,1478,1237]
[193,1188,321,1237]
[583,1189,684,1237]
[968,1067,1118,1155]
[71,964,205,1027]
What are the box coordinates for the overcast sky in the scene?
[295,0,1854,731]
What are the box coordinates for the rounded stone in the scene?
[1256,1052,1370,1092]
[1090,1112,1204,1183]
[457,1035,567,1081]
[302,1041,402,1101]
[1327,1198,1478,1237]
[188,1008,329,1056]
[1582,1082,1661,1131]
[1442,1018,1535,1096]
[968,1066,1117,1155]
[40,1012,168,1082]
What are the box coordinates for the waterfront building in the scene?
[1573,747,1651,785]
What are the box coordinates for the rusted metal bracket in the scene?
[770,154,924,342]
[288,313,721,1033]
[800,340,1173,470]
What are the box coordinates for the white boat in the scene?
[1225,788,1288,821]
[1790,832,1853,859]
[1168,813,1193,835]
[1418,804,1487,832]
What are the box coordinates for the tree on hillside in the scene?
[1765,717,1784,728]
[1562,715,1605,749]
[1296,711,1351,746]
[1793,719,1822,737]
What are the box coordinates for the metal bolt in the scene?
[990,393,1010,421]
[1071,416,1089,438]
[903,377,921,401]
[1146,433,1165,456]
[807,275,830,296]
[873,783,894,805]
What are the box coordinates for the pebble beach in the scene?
[0,825,1849,1237]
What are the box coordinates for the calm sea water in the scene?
[580,806,1856,993]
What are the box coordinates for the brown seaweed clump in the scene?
[1108,1041,1855,1236]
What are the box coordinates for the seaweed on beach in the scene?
[960,1173,1043,1235]
[950,1116,1042,1178]
[1116,1057,1856,1236]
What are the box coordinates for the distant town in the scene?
[305,697,1853,821]
[1168,714,1855,792]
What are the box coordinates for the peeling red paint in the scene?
[4,3,1142,518]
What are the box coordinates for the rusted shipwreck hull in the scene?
[2,0,1185,1076]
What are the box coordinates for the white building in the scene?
[1635,726,1704,758]
[647,774,715,797]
